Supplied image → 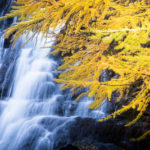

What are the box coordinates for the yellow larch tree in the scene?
[1,0,150,140]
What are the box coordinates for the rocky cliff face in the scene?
[0,0,12,13]
[0,0,14,29]
[0,0,21,98]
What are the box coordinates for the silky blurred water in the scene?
[0,4,106,150]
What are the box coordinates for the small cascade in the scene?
[0,2,109,150]
[0,30,107,150]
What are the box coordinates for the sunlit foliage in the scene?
[1,0,150,139]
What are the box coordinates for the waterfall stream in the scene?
[0,2,108,150]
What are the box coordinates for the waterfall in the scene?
[0,32,106,150]
[0,2,108,150]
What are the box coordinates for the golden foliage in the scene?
[1,0,150,139]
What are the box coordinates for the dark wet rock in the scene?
[0,0,12,14]
[103,39,124,55]
[0,0,21,99]
[71,88,88,100]
[104,14,112,20]
[104,7,116,20]
[60,144,79,150]
[50,117,122,149]
[141,41,150,48]
[100,98,114,114]
[60,142,122,150]
[99,143,122,150]
[74,142,122,150]
[0,47,20,98]
[4,33,13,48]
[98,69,121,112]
[0,0,14,29]
[39,117,150,150]
[99,69,120,82]
[109,7,116,11]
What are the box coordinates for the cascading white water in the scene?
[0,2,108,149]
[0,29,107,150]
[0,34,53,148]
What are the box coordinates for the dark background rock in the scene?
[0,0,21,98]
[40,117,150,150]
[60,144,79,150]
